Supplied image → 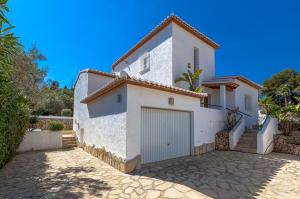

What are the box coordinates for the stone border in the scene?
[194,142,215,155]
[79,143,141,173]
[274,135,300,156]
[215,130,230,151]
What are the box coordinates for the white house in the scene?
[73,15,262,172]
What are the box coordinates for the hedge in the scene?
[0,69,30,169]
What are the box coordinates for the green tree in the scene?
[276,84,292,106]
[13,45,47,106]
[175,64,203,93]
[0,0,30,168]
[262,69,299,105]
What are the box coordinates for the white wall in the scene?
[17,131,62,152]
[88,73,114,94]
[73,72,115,133]
[229,118,246,150]
[73,72,89,133]
[126,84,225,160]
[234,79,259,128]
[83,86,127,158]
[73,72,127,158]
[257,117,278,154]
[113,22,216,89]
[172,23,215,89]
[113,24,173,85]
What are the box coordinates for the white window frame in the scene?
[244,94,252,113]
[140,53,150,74]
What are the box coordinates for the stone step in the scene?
[62,131,75,135]
[62,137,76,141]
[62,133,77,148]
[234,130,258,153]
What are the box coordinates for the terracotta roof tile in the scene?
[81,76,207,104]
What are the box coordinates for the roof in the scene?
[112,14,219,70]
[81,77,207,104]
[202,78,239,90]
[74,68,116,87]
[202,76,262,90]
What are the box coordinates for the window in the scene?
[244,95,252,112]
[140,53,150,74]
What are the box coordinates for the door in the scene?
[141,108,191,164]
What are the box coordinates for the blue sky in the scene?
[7,0,300,87]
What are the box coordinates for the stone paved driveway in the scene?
[0,148,299,199]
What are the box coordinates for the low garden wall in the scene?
[17,131,63,152]
[274,133,300,155]
[33,116,73,130]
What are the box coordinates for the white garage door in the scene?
[141,108,191,164]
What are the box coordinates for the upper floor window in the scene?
[244,94,252,112]
[140,53,150,74]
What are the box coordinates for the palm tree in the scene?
[175,64,203,93]
[276,84,292,106]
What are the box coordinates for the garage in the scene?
[141,107,191,164]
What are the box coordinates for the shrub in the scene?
[0,72,30,168]
[61,108,72,116]
[47,121,64,131]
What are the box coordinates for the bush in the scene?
[47,121,64,131]
[0,70,30,168]
[61,108,72,116]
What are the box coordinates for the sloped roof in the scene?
[81,76,207,104]
[202,75,262,90]
[112,14,219,70]
[74,68,116,87]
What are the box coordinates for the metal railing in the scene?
[259,115,269,131]
[200,103,250,130]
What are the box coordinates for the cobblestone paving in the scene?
[0,148,299,199]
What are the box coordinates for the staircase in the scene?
[62,131,77,148]
[234,129,258,153]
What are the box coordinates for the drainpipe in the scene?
[220,85,226,109]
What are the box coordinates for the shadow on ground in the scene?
[0,150,111,199]
[132,151,299,199]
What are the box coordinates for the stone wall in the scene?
[79,143,141,173]
[274,134,300,156]
[215,130,230,151]
[194,142,215,155]
[33,116,73,130]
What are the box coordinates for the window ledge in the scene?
[140,67,150,75]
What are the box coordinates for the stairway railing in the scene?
[200,103,251,130]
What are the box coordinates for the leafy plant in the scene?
[0,0,30,168]
[47,121,64,131]
[263,103,299,136]
[262,69,299,106]
[61,108,72,116]
[175,63,203,93]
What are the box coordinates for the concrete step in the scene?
[62,132,77,148]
